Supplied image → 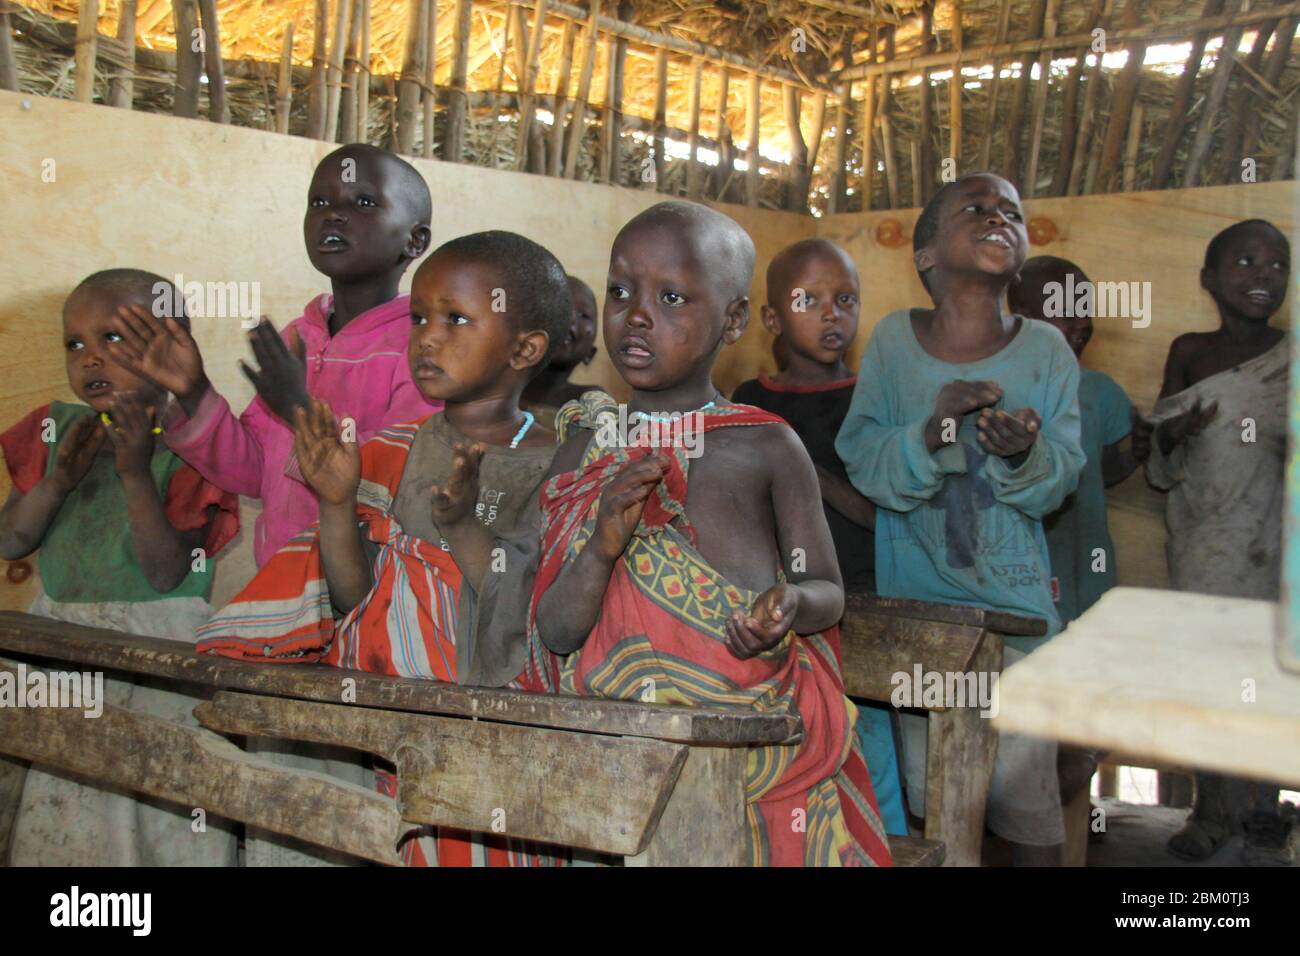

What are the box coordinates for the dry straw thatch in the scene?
[5,1,1298,215]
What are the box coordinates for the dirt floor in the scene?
[1086,799,1298,867]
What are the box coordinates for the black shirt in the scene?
[732,374,875,593]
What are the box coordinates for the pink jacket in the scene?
[164,293,440,567]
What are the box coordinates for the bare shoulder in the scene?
[548,429,594,478]
[706,417,809,475]
[1166,331,1215,362]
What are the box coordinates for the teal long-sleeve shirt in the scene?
[834,310,1085,651]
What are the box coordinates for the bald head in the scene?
[766,238,857,306]
[318,143,432,226]
[616,200,756,301]
[68,268,187,325]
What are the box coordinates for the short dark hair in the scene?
[431,231,571,367]
[68,268,189,328]
[1203,219,1289,270]
[319,144,432,226]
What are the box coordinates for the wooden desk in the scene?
[993,587,1300,788]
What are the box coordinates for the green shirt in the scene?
[38,401,215,604]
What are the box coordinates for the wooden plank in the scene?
[925,630,1002,866]
[994,588,1300,788]
[1184,0,1248,188]
[323,0,353,142]
[0,612,799,745]
[547,20,577,177]
[686,56,704,199]
[844,592,1047,636]
[275,21,294,135]
[74,0,98,103]
[196,0,227,123]
[653,48,668,189]
[624,744,747,865]
[0,665,403,865]
[1150,0,1226,188]
[444,0,472,162]
[107,0,137,109]
[197,690,688,856]
[421,0,436,157]
[888,834,946,867]
[745,70,760,206]
[171,0,200,118]
[840,614,989,710]
[305,0,328,138]
[513,0,548,171]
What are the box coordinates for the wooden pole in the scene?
[306,0,328,138]
[653,48,669,189]
[1049,0,1106,196]
[745,70,761,206]
[0,6,17,93]
[395,0,424,153]
[548,21,578,176]
[1242,14,1297,162]
[172,0,200,118]
[1023,0,1059,197]
[916,3,935,203]
[339,0,365,143]
[196,0,227,122]
[514,0,548,171]
[880,27,899,208]
[445,0,472,162]
[977,0,1013,169]
[601,26,627,184]
[1000,0,1046,184]
[687,57,704,199]
[714,65,734,200]
[324,0,354,142]
[806,90,828,176]
[783,84,808,212]
[1151,0,1226,188]
[1067,0,1113,194]
[910,137,923,208]
[107,0,137,109]
[357,0,371,143]
[860,76,877,210]
[485,10,513,166]
[1272,90,1300,181]
[1096,2,1145,193]
[75,0,99,103]
[1122,102,1143,190]
[276,22,295,134]
[421,0,437,157]
[829,83,850,213]
[1185,0,1247,188]
[948,1,962,169]
[1218,16,1276,182]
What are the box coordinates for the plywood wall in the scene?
[0,90,1294,610]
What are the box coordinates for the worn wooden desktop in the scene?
[994,587,1300,789]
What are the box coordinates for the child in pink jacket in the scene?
[110,145,440,566]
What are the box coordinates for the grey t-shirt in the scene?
[388,413,555,687]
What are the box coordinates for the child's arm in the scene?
[0,415,104,560]
[726,427,844,660]
[977,344,1085,519]
[816,466,876,530]
[835,331,998,511]
[292,400,371,614]
[535,442,667,655]
[104,392,209,591]
[1102,404,1152,486]
[110,305,273,498]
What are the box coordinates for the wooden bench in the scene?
[0,611,939,866]
[838,594,1047,867]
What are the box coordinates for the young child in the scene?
[1147,219,1291,865]
[0,269,240,865]
[108,144,440,567]
[198,231,571,867]
[522,274,599,421]
[525,201,893,867]
[730,238,908,839]
[835,173,1085,866]
[1008,256,1150,626]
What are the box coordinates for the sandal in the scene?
[1241,812,1294,867]
[1166,817,1230,861]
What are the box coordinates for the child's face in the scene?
[605,220,745,393]
[1015,271,1093,358]
[303,151,424,282]
[408,252,533,403]
[764,250,859,366]
[63,289,163,413]
[549,278,598,370]
[920,175,1027,288]
[1202,224,1290,323]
